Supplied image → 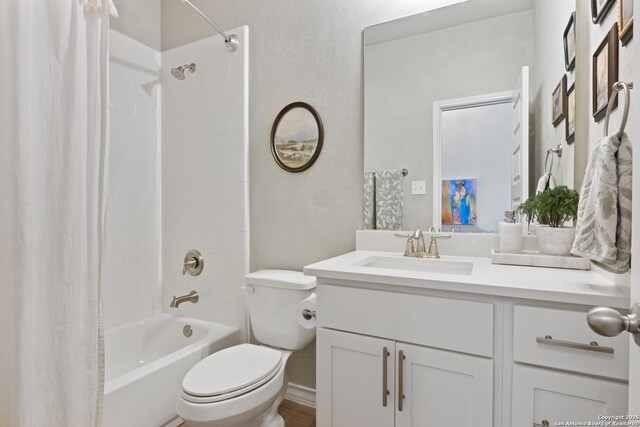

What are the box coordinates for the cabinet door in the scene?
[317,328,395,427]
[395,342,493,427]
[511,365,628,427]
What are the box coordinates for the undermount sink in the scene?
[353,256,473,276]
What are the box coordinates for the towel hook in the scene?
[604,81,633,139]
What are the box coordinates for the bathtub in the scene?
[103,313,242,427]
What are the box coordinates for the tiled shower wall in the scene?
[161,28,249,338]
[103,30,162,329]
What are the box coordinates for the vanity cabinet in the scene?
[511,365,628,426]
[317,328,493,427]
[507,303,629,426]
[312,275,629,427]
[316,284,495,427]
[395,342,492,427]
[316,329,395,427]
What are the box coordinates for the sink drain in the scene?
[183,325,193,337]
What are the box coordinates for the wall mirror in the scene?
[364,0,577,233]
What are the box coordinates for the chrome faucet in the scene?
[170,290,199,308]
[395,227,451,258]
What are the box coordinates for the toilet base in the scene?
[182,375,288,427]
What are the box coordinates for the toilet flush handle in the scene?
[241,285,255,294]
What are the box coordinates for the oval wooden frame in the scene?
[270,102,324,173]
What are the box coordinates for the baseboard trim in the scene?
[285,382,316,408]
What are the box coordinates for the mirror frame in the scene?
[270,102,324,173]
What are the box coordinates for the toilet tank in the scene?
[244,270,316,351]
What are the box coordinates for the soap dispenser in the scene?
[499,210,522,254]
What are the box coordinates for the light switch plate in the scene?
[411,181,426,195]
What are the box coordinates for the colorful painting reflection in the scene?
[442,179,477,225]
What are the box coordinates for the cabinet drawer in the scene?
[318,284,493,357]
[513,305,629,380]
[511,365,627,426]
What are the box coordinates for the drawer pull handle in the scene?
[398,350,406,412]
[534,421,550,427]
[536,335,614,354]
[382,346,390,407]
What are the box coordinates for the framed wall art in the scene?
[566,82,576,144]
[270,102,324,173]
[441,179,477,226]
[552,75,567,127]
[619,0,633,46]
[563,12,576,71]
[592,25,619,122]
[592,0,616,24]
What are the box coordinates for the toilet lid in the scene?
[182,344,282,398]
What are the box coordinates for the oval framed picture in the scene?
[270,102,324,173]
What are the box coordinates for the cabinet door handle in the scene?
[382,346,390,407]
[534,421,550,427]
[536,335,614,354]
[398,350,406,412]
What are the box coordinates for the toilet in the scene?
[177,270,316,427]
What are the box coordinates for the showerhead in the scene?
[171,63,196,80]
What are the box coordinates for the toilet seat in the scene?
[181,344,282,404]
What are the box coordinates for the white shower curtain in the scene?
[0,1,115,426]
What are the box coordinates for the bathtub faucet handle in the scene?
[183,258,197,275]
[183,250,204,276]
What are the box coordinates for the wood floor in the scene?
[278,399,316,427]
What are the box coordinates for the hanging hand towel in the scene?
[375,170,404,230]
[535,173,556,194]
[362,170,404,230]
[571,133,632,273]
[363,172,376,230]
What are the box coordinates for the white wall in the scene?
[441,103,512,233]
[365,10,533,230]
[531,0,576,191]
[103,30,162,329]
[161,0,477,390]
[161,28,250,338]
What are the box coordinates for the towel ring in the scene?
[544,151,554,175]
[544,144,563,175]
[604,81,633,139]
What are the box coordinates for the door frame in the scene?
[628,0,640,411]
[432,91,513,232]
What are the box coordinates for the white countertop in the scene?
[304,251,630,308]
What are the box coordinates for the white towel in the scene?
[571,133,632,273]
[536,173,556,194]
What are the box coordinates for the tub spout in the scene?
[170,290,199,308]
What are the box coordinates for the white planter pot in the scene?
[536,226,576,256]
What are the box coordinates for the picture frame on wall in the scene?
[619,0,633,46]
[270,102,324,173]
[592,0,616,24]
[592,25,619,122]
[566,83,576,144]
[563,12,576,71]
[552,75,567,127]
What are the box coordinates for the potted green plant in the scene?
[518,186,580,256]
